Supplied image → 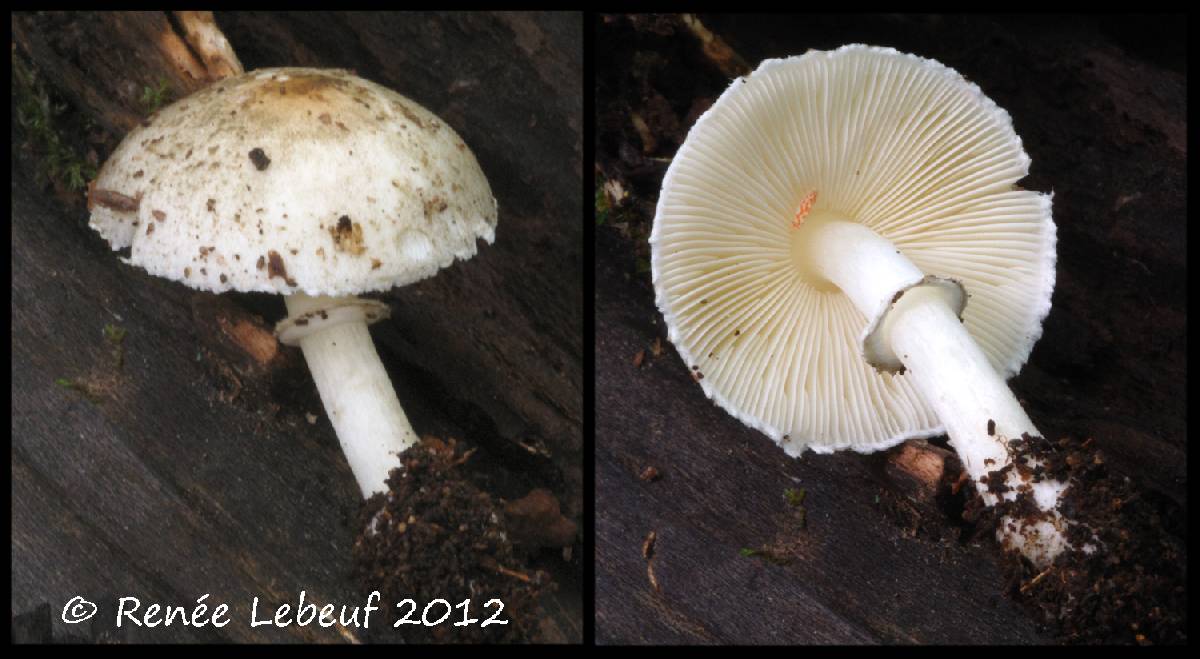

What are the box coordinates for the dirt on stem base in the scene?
[351,437,551,644]
[965,433,1187,645]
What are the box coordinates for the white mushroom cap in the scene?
[651,45,1056,456]
[89,67,497,296]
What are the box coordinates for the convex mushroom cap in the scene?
[89,67,499,498]
[651,45,1056,456]
[89,67,498,296]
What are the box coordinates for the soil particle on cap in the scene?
[352,437,549,644]
[89,188,141,213]
[248,147,271,171]
[963,433,1186,645]
[988,419,996,436]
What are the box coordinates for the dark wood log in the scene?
[12,12,225,137]
[596,13,1185,644]
[12,11,581,643]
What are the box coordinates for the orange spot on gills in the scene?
[792,191,817,229]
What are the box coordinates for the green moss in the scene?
[53,376,103,403]
[102,324,127,344]
[739,546,791,565]
[12,54,97,192]
[139,77,175,114]
[102,323,127,369]
[595,173,611,226]
[784,487,807,507]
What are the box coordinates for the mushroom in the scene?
[651,45,1083,567]
[88,67,497,497]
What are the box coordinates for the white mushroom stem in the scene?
[800,213,1073,567]
[282,294,418,498]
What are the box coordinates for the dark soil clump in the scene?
[964,434,1186,645]
[352,437,550,644]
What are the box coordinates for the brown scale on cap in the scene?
[422,195,448,220]
[266,250,297,287]
[329,215,366,255]
[392,100,427,130]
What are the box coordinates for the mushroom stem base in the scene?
[887,286,1071,566]
[284,294,417,497]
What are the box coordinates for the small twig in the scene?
[950,470,970,495]
[494,564,533,583]
[449,447,477,467]
[642,531,657,559]
[1020,566,1054,593]
[647,560,660,593]
[678,14,751,78]
[172,11,244,80]
[643,530,661,593]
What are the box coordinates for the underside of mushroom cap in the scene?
[651,44,1056,455]
[89,67,497,296]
